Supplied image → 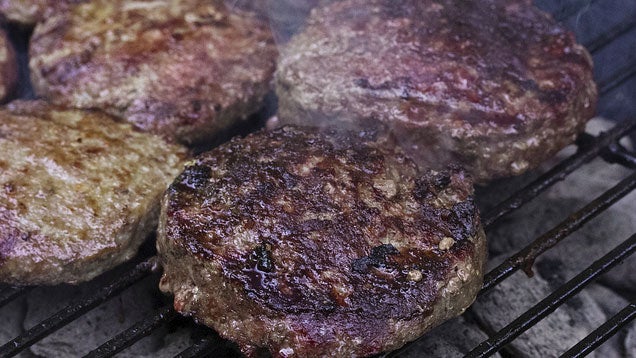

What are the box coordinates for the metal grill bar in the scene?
[174,333,238,358]
[174,337,215,358]
[560,302,636,358]
[0,286,28,308]
[482,118,636,228]
[603,142,636,169]
[553,0,598,22]
[577,132,636,169]
[465,233,636,358]
[84,304,177,358]
[0,258,156,358]
[599,62,636,96]
[585,17,636,53]
[482,170,636,293]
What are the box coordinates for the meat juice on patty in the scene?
[158,126,486,357]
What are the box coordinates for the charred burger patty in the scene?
[276,0,597,182]
[158,126,486,357]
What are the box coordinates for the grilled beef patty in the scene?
[158,126,486,357]
[276,0,597,182]
[0,29,16,102]
[29,0,278,145]
[0,100,188,285]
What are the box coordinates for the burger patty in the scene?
[0,100,188,285]
[275,0,597,182]
[0,28,16,102]
[0,0,82,25]
[158,126,486,357]
[29,0,278,145]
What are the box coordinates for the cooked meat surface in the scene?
[0,29,17,102]
[158,126,486,357]
[276,0,597,182]
[29,0,278,145]
[0,0,81,25]
[0,100,188,285]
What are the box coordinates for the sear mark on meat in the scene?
[29,0,278,145]
[158,126,487,357]
[275,0,598,182]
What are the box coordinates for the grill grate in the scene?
[585,17,636,53]
[561,302,636,358]
[598,62,636,96]
[465,234,636,358]
[1,1,635,357]
[0,258,157,357]
[0,286,27,308]
[482,170,636,293]
[480,119,636,229]
[174,334,236,358]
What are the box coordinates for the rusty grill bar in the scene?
[1,1,635,357]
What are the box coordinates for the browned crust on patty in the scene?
[0,29,17,102]
[29,0,278,145]
[0,0,82,25]
[158,126,486,357]
[275,0,597,182]
[0,100,189,285]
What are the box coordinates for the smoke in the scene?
[556,0,636,129]
[224,0,321,45]
[227,0,622,184]
[572,0,593,30]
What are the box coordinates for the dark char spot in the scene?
[433,172,452,190]
[174,165,211,190]
[190,100,202,113]
[449,199,478,239]
[250,243,275,273]
[352,244,400,273]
